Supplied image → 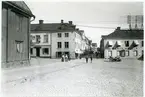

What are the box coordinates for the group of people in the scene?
[85,55,93,63]
[61,54,70,62]
[61,54,93,63]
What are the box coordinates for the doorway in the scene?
[36,47,40,57]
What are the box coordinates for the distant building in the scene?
[31,20,89,59]
[92,43,97,50]
[2,1,35,68]
[102,27,143,59]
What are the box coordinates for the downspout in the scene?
[29,15,35,60]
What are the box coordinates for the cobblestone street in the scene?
[1,58,143,97]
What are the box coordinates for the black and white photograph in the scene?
[1,1,144,97]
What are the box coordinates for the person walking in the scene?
[61,54,65,62]
[65,54,68,62]
[85,55,88,63]
[90,55,93,63]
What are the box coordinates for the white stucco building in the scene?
[31,20,90,59]
[102,27,143,59]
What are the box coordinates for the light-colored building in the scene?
[30,32,51,58]
[31,20,90,59]
[102,27,143,59]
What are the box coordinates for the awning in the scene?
[128,41,139,50]
[105,41,113,49]
[112,41,122,49]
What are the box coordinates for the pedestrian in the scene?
[90,55,93,63]
[61,54,65,62]
[85,55,88,63]
[65,54,68,62]
[68,54,71,61]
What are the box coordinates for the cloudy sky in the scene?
[26,1,143,46]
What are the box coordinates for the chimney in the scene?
[116,27,121,30]
[69,21,73,25]
[61,19,64,23]
[39,20,43,24]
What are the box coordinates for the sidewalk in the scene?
[1,58,77,84]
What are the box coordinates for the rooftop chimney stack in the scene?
[116,27,121,30]
[61,19,64,23]
[69,21,73,25]
[39,20,43,24]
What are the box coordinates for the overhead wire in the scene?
[76,25,117,29]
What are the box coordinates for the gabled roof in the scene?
[31,23,76,32]
[2,1,35,17]
[103,28,143,39]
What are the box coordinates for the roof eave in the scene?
[2,1,35,18]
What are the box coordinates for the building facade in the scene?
[2,1,35,68]
[102,27,143,59]
[30,31,51,58]
[31,20,90,59]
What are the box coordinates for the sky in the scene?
[26,1,143,46]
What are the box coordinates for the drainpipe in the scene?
[29,15,35,60]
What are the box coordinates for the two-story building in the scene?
[31,20,51,58]
[2,1,35,68]
[102,27,143,59]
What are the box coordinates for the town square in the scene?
[1,1,144,97]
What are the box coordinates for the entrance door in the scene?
[36,48,40,57]
[120,50,125,57]
[56,52,62,58]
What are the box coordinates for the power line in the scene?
[76,25,116,29]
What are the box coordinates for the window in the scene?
[142,41,143,47]
[134,50,138,56]
[16,41,23,53]
[125,41,129,47]
[125,51,129,56]
[57,42,61,48]
[108,51,112,56]
[65,42,69,48]
[42,48,49,55]
[36,35,40,43]
[30,48,33,54]
[44,35,48,43]
[117,51,120,56]
[58,33,61,38]
[31,35,35,40]
[65,33,69,37]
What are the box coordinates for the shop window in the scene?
[43,48,49,55]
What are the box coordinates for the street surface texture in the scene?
[1,58,143,97]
